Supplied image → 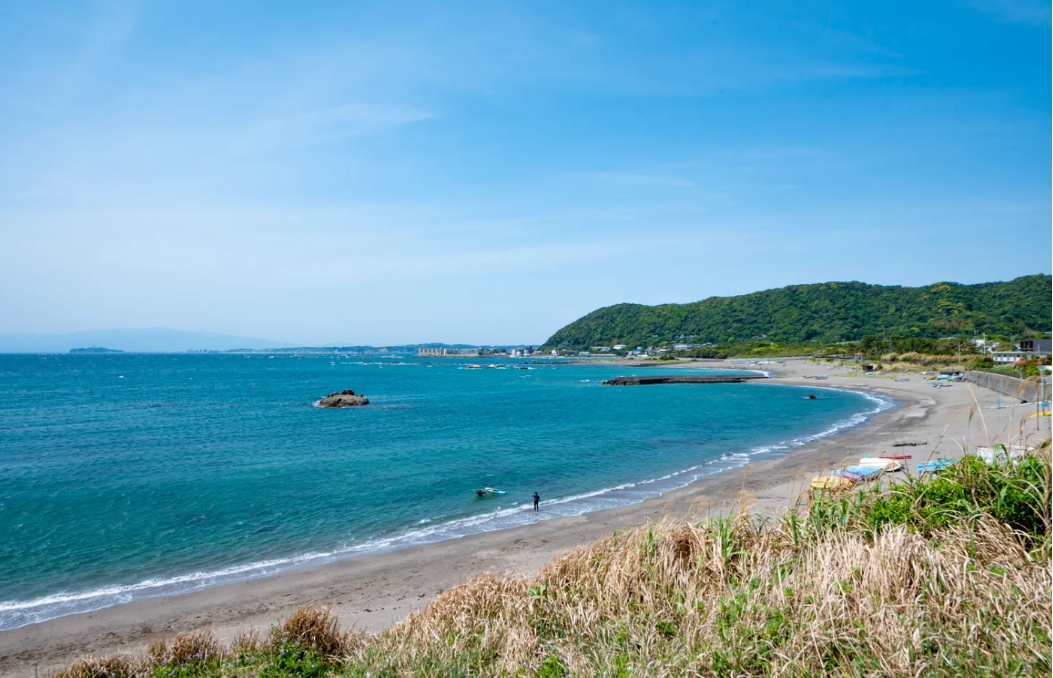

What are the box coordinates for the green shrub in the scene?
[862,453,1051,544]
[259,642,326,678]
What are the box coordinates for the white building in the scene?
[416,347,479,357]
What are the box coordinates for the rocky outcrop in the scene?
[319,389,369,408]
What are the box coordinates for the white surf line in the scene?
[0,384,894,632]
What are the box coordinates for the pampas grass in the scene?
[54,446,1052,678]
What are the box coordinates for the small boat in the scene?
[857,457,903,472]
[475,487,506,497]
[977,446,1029,465]
[830,466,884,481]
[813,376,828,380]
[811,475,854,491]
[918,459,956,474]
[849,465,884,478]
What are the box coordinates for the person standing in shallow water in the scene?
[532,492,540,511]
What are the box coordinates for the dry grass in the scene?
[354,515,1048,676]
[269,605,359,659]
[54,449,1052,678]
[888,352,964,366]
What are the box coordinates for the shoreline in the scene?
[0,374,884,633]
[0,361,1041,677]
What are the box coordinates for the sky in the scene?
[0,1,1049,346]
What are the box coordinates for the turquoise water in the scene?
[0,354,888,629]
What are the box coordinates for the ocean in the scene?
[0,354,889,630]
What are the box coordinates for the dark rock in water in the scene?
[319,390,369,408]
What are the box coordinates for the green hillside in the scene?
[543,274,1052,350]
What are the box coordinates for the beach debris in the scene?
[319,389,370,408]
[892,441,927,447]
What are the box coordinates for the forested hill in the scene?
[542,275,1052,349]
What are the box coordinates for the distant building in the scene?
[612,344,627,350]
[993,338,1051,364]
[1020,338,1052,354]
[444,348,479,356]
[416,347,479,357]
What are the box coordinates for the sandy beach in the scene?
[2,359,1047,677]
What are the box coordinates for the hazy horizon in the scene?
[1,273,1047,350]
[1,2,1049,345]
[0,327,536,352]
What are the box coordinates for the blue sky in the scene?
[0,1,1049,345]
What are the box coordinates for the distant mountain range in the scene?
[0,329,299,354]
[0,330,535,354]
[542,274,1053,350]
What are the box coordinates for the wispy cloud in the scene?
[969,0,1051,25]
[240,104,434,151]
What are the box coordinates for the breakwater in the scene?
[602,374,768,386]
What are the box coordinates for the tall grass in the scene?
[55,445,1051,678]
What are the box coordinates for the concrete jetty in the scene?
[602,374,768,386]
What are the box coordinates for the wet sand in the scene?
[1,359,1045,677]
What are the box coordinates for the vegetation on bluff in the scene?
[58,443,1051,677]
[542,274,1052,350]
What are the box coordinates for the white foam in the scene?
[0,385,894,631]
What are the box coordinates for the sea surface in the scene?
[0,354,889,630]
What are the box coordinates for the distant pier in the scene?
[602,374,768,386]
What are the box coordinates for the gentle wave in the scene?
[0,385,893,631]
